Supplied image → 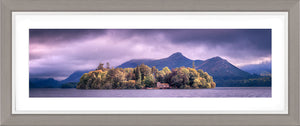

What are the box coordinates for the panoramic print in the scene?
[29,29,271,97]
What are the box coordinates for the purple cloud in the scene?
[29,29,271,80]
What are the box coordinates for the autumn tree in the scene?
[77,63,216,89]
[188,68,199,85]
[96,63,105,71]
[169,67,190,88]
[124,68,135,80]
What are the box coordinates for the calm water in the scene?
[29,87,271,97]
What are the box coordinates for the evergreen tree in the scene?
[106,62,110,69]
[192,61,195,69]
[135,66,142,86]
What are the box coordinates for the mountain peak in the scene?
[208,56,224,61]
[168,52,184,58]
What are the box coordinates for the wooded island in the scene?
[76,63,216,89]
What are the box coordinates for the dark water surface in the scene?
[29,87,271,97]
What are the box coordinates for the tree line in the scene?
[76,63,216,89]
[215,76,271,87]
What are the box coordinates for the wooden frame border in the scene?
[1,0,299,126]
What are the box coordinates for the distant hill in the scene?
[239,62,271,76]
[30,70,92,88]
[197,56,252,80]
[60,70,92,84]
[29,78,61,88]
[118,52,251,80]
[118,52,203,70]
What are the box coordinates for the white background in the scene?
[12,12,288,114]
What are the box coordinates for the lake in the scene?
[29,87,271,97]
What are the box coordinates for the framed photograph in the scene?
[1,0,300,126]
[14,12,286,114]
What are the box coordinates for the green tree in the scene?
[162,67,172,83]
[62,82,78,88]
[140,64,151,81]
[192,61,195,69]
[144,74,155,88]
[134,65,143,88]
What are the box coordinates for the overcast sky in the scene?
[29,29,271,80]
